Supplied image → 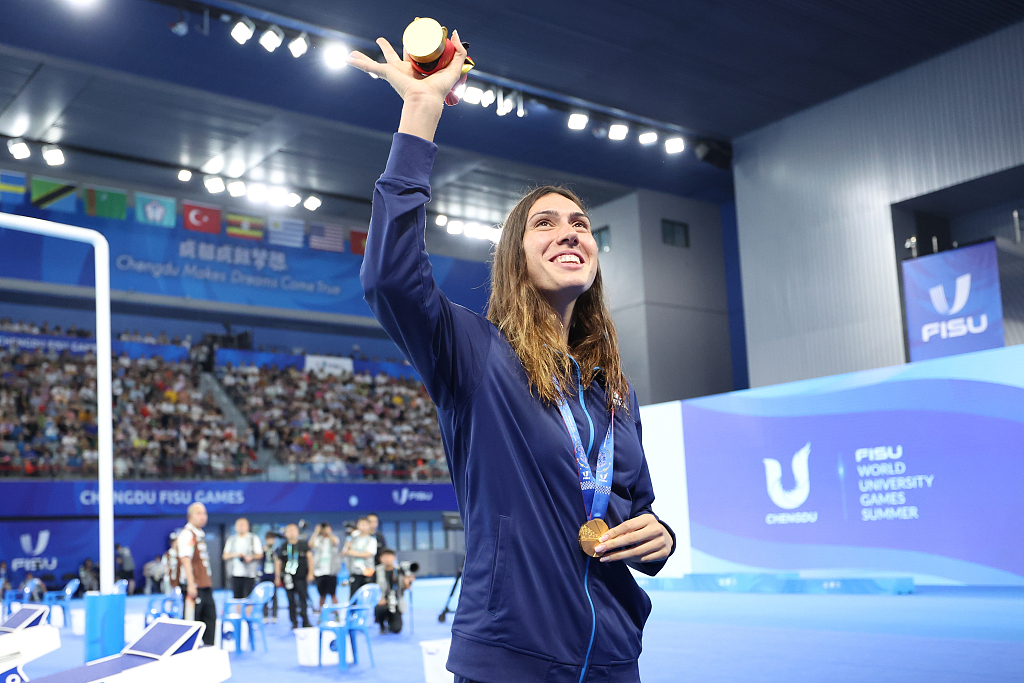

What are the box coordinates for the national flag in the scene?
[134,192,176,227]
[182,200,221,234]
[349,229,368,256]
[308,223,346,252]
[0,170,26,205]
[85,187,127,219]
[226,213,265,241]
[30,176,77,213]
[267,217,305,248]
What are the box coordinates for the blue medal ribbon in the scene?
[556,395,614,522]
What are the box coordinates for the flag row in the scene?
[0,170,367,254]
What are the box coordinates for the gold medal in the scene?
[578,518,609,557]
[403,17,448,63]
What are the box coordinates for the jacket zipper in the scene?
[571,357,597,683]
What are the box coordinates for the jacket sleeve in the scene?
[624,388,678,577]
[360,133,493,411]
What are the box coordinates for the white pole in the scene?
[0,212,115,593]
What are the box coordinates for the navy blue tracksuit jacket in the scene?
[361,133,674,683]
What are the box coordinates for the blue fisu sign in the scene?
[902,241,1005,362]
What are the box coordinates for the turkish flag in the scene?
[350,230,368,255]
[182,201,222,234]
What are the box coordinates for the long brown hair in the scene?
[487,186,629,411]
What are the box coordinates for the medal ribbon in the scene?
[556,395,614,522]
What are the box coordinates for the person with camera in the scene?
[261,530,280,623]
[310,522,341,613]
[342,517,377,598]
[373,548,415,634]
[222,517,263,601]
[274,523,314,630]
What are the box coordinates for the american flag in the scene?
[308,223,346,252]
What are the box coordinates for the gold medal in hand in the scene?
[578,518,609,557]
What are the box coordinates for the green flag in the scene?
[85,187,127,219]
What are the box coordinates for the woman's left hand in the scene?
[594,514,673,563]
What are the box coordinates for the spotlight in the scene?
[567,113,589,130]
[268,186,288,207]
[7,138,30,160]
[65,0,99,8]
[259,25,284,52]
[435,214,448,227]
[246,183,267,203]
[608,123,629,141]
[303,195,321,211]
[446,220,464,235]
[487,227,502,243]
[638,131,658,145]
[227,180,246,197]
[42,145,64,166]
[286,192,302,208]
[202,156,225,174]
[231,17,256,45]
[517,92,526,118]
[463,86,483,105]
[169,18,189,37]
[452,82,467,100]
[693,139,733,170]
[480,89,495,108]
[204,176,225,193]
[322,43,349,70]
[177,169,192,182]
[664,137,685,154]
[463,222,481,239]
[288,32,309,58]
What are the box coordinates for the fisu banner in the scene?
[680,344,1024,585]
[0,205,490,318]
[0,481,457,518]
[902,240,1005,362]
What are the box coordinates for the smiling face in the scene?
[522,193,598,313]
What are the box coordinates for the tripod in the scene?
[437,570,461,623]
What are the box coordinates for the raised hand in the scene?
[347,32,467,106]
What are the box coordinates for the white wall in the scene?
[637,400,690,577]
[734,22,1024,386]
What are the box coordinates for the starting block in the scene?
[30,618,230,683]
[0,604,62,683]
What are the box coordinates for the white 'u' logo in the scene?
[763,444,811,509]
[929,274,971,315]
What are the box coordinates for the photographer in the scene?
[310,522,341,613]
[373,548,415,634]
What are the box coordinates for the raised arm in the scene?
[352,34,492,409]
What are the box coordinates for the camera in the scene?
[399,561,420,574]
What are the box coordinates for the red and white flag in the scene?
[182,200,221,234]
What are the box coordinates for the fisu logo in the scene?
[922,272,988,342]
[20,530,50,556]
[763,444,811,510]
[392,488,409,505]
[392,488,434,505]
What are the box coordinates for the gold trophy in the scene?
[402,17,475,105]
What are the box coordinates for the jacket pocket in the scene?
[486,515,512,616]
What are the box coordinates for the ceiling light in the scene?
[7,138,30,160]
[446,220,464,235]
[323,43,349,70]
[204,176,225,193]
[177,169,192,182]
[463,86,483,105]
[259,25,284,52]
[170,19,189,37]
[247,183,267,203]
[480,89,495,108]
[463,222,481,239]
[65,0,99,9]
[288,32,309,58]
[202,156,225,174]
[517,92,525,118]
[303,195,322,211]
[268,186,288,207]
[42,145,64,166]
[227,180,246,197]
[638,131,658,145]
[608,124,629,141]
[435,214,448,227]
[286,192,302,208]
[487,227,503,243]
[567,113,589,130]
[231,17,256,45]
[664,137,686,154]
